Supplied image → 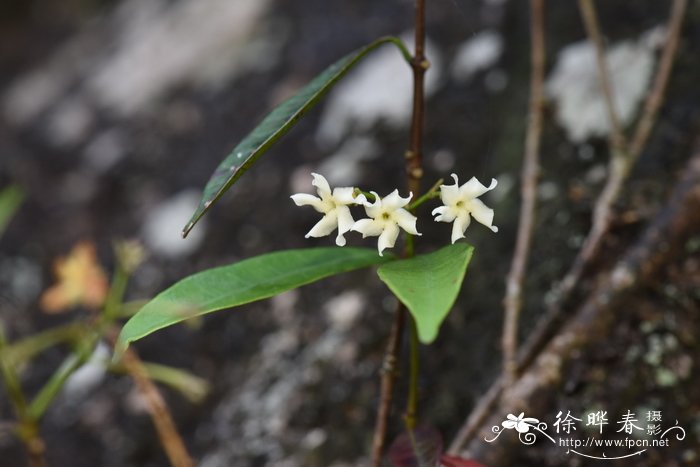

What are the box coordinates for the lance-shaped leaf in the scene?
[0,185,24,239]
[183,36,411,237]
[377,243,474,344]
[117,248,391,355]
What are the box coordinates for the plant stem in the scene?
[502,0,546,387]
[28,346,93,419]
[371,302,407,467]
[406,0,427,196]
[407,178,443,211]
[119,345,194,467]
[2,323,85,368]
[578,0,628,154]
[560,0,687,305]
[104,259,129,321]
[629,0,687,158]
[0,328,46,467]
[370,1,427,464]
[0,331,29,418]
[404,319,420,430]
[353,188,377,202]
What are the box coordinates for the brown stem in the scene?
[21,422,46,467]
[502,0,546,387]
[629,0,687,158]
[120,347,194,467]
[406,0,427,196]
[562,0,687,301]
[370,302,407,467]
[578,0,628,154]
[525,0,687,370]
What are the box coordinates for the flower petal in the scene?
[305,212,338,238]
[432,205,457,223]
[332,186,357,205]
[377,222,400,256]
[335,205,355,246]
[393,208,420,235]
[451,212,471,244]
[364,191,382,218]
[311,173,332,199]
[469,199,498,232]
[290,194,325,213]
[382,189,412,211]
[440,173,462,206]
[353,193,367,205]
[459,176,497,200]
[351,218,383,238]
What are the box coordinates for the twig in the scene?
[528,0,687,369]
[502,0,546,387]
[562,0,686,302]
[370,0,427,463]
[119,346,194,467]
[629,0,687,158]
[578,0,628,154]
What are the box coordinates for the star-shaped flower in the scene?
[351,190,420,256]
[502,413,539,433]
[291,173,365,246]
[432,174,498,243]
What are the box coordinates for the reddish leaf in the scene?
[440,454,487,467]
[389,425,443,467]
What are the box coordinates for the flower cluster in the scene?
[291,173,497,255]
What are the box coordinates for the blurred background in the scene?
[1,0,699,465]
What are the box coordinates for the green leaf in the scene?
[0,185,24,239]
[28,336,97,419]
[117,247,391,354]
[182,36,411,237]
[377,243,474,344]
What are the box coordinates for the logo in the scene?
[485,410,686,460]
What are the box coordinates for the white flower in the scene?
[502,413,539,433]
[291,173,365,246]
[432,173,498,243]
[351,190,420,256]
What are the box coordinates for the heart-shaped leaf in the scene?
[183,36,411,237]
[117,248,391,355]
[377,243,474,344]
